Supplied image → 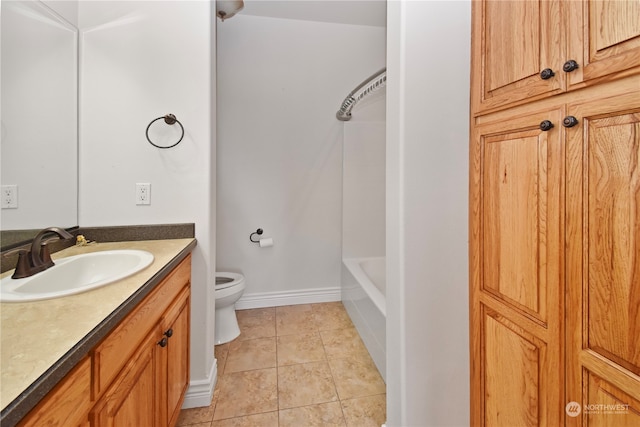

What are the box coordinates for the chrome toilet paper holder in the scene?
[249,228,263,243]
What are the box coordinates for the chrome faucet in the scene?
[12,227,74,279]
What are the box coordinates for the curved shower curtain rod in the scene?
[336,68,386,121]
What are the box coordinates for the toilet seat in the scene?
[215,272,244,290]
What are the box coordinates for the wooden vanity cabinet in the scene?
[16,357,92,427]
[17,254,191,427]
[91,255,191,427]
[92,331,160,426]
[161,288,190,427]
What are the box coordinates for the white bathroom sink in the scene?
[0,250,154,302]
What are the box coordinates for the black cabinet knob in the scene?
[540,68,555,80]
[158,337,168,348]
[563,60,579,72]
[164,328,174,338]
[539,120,554,131]
[562,116,579,128]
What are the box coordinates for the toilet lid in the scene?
[215,272,244,290]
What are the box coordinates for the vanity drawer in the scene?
[17,356,91,427]
[92,256,191,396]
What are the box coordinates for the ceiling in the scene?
[238,0,387,27]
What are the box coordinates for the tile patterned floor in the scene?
[177,302,386,427]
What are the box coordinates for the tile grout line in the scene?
[314,305,349,426]
[275,309,281,427]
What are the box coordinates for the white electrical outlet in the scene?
[1,185,18,209]
[136,183,151,205]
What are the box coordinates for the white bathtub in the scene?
[342,256,386,381]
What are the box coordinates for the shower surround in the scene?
[341,119,386,380]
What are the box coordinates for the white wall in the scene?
[43,0,78,26]
[216,15,385,303]
[387,1,471,425]
[78,1,216,406]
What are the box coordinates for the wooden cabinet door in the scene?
[567,0,640,89]
[471,0,565,113]
[470,107,565,426]
[160,288,190,427]
[565,81,640,427]
[17,357,91,427]
[92,331,161,427]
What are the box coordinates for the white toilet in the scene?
[214,272,246,345]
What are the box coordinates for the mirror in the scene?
[1,1,78,248]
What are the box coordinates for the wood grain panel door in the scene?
[471,0,565,114]
[161,288,190,427]
[470,107,564,426]
[566,82,640,427]
[567,0,640,88]
[92,331,161,427]
[17,357,91,427]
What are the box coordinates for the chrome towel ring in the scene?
[146,114,184,149]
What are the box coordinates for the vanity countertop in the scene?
[0,238,196,423]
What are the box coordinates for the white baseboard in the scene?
[181,359,217,409]
[235,287,341,310]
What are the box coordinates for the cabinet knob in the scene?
[539,120,554,131]
[158,337,168,348]
[164,328,174,338]
[540,68,555,80]
[562,116,579,128]
[563,60,579,72]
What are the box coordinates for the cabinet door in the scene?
[471,0,565,113]
[17,357,91,427]
[567,0,640,89]
[92,331,161,427]
[160,288,190,427]
[470,107,564,426]
[92,255,191,397]
[565,81,640,426]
